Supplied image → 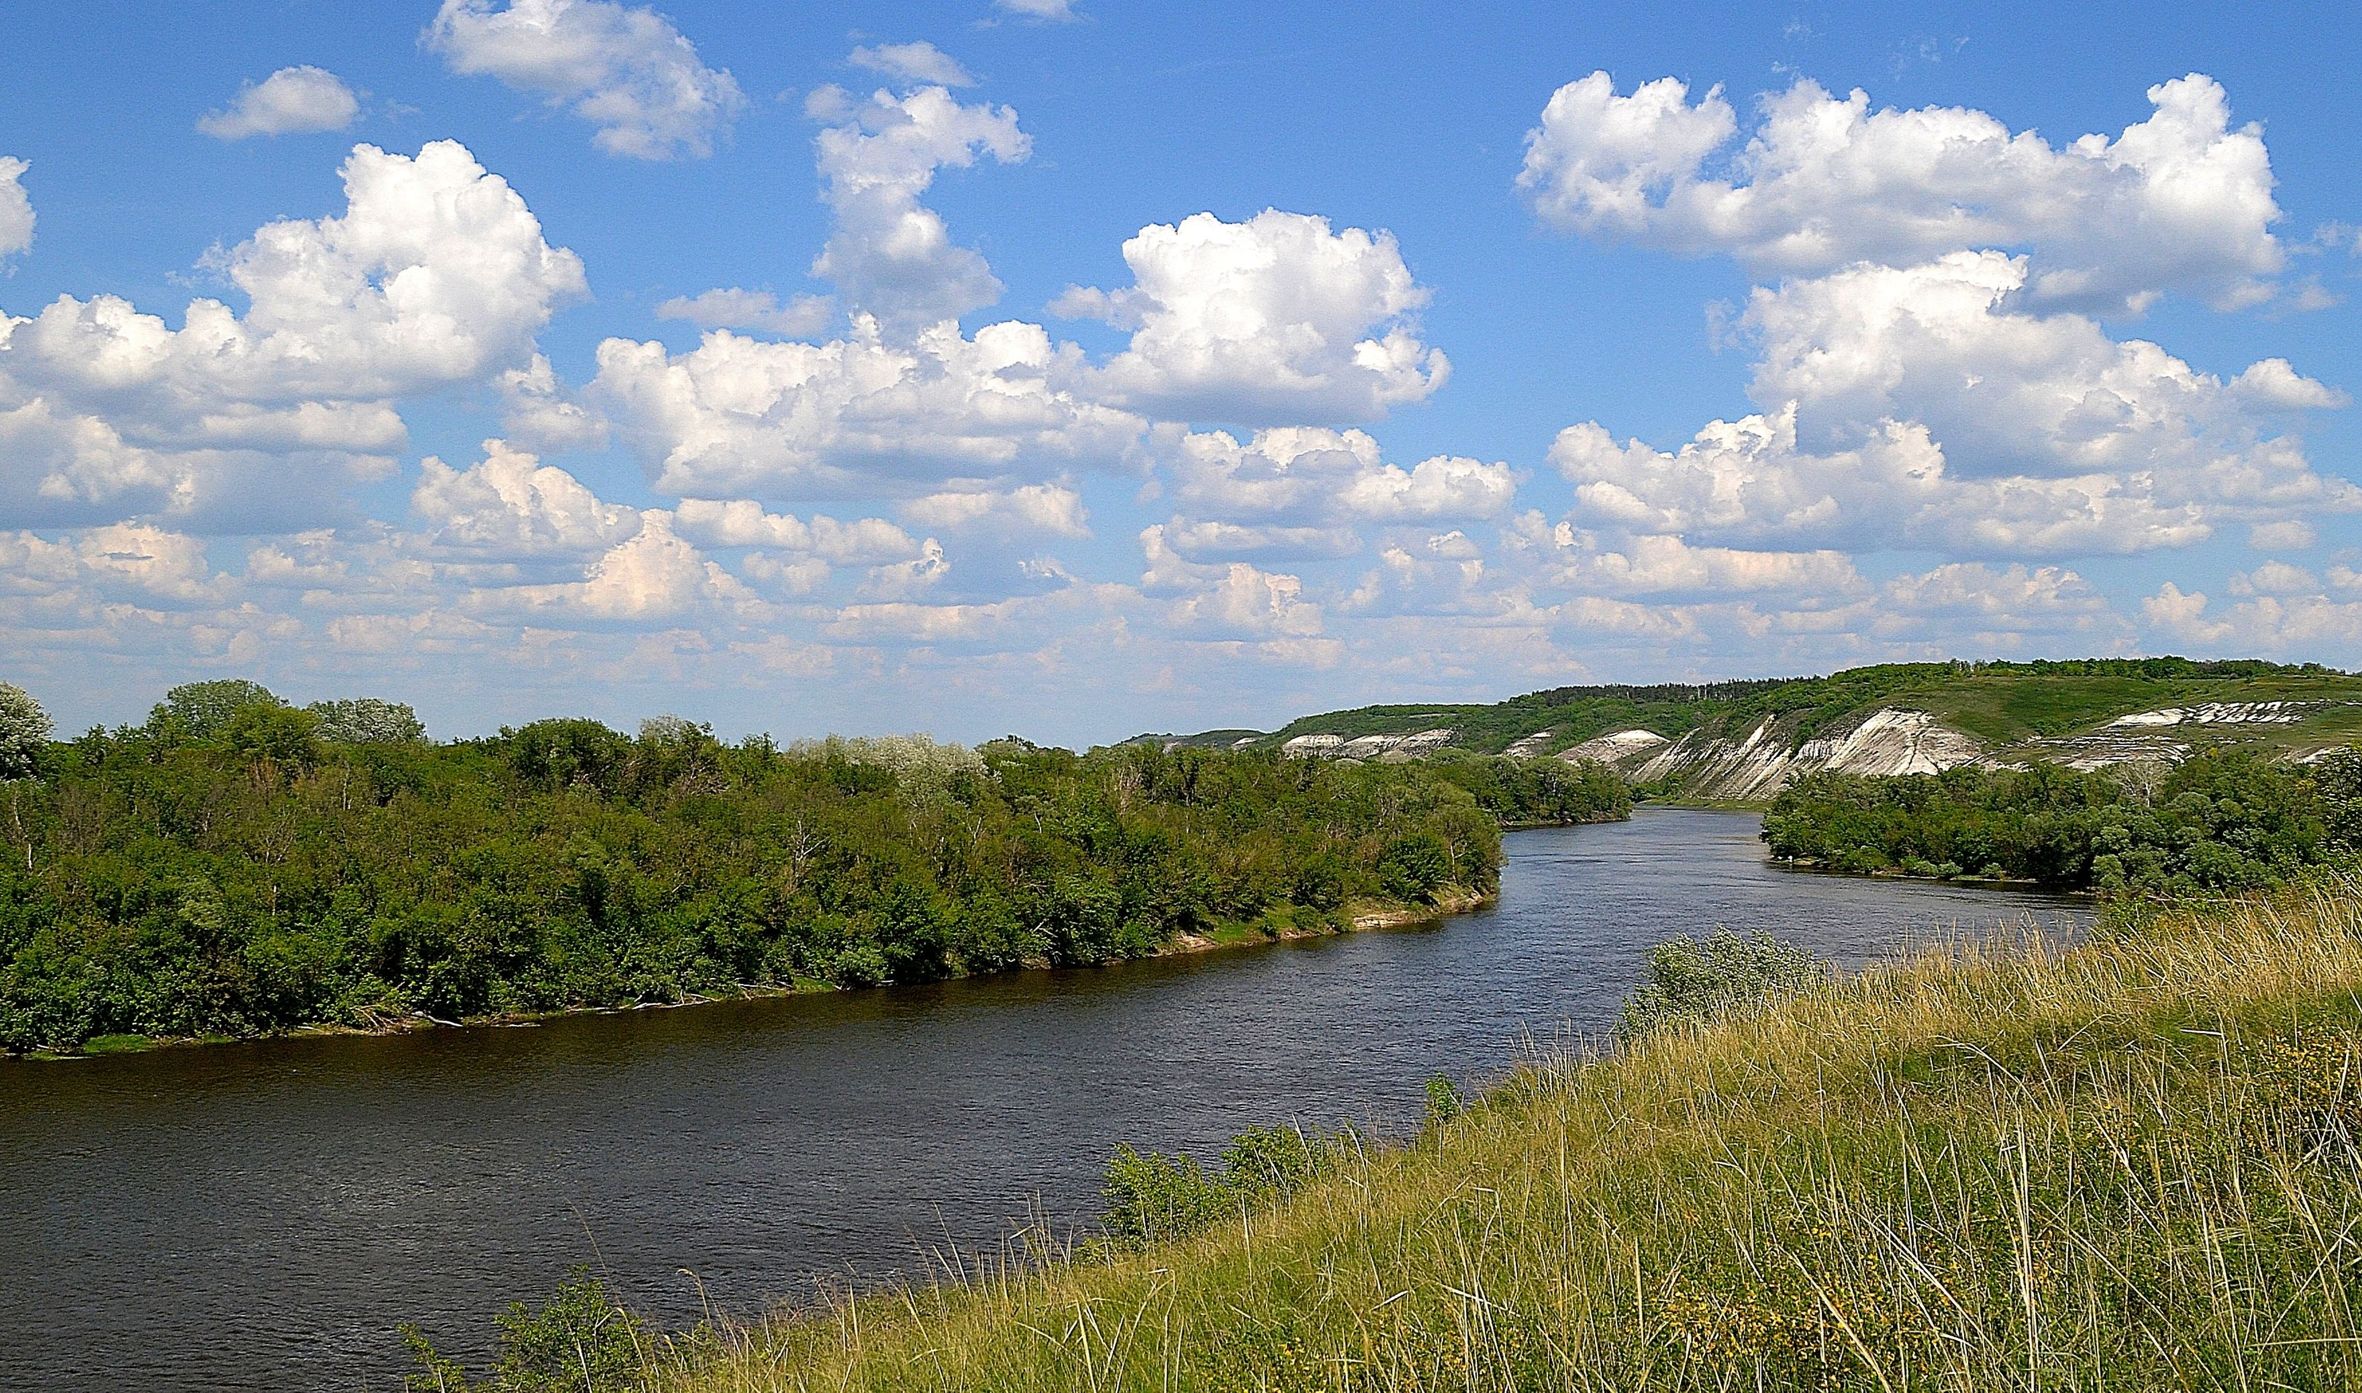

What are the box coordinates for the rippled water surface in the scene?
[0,810,2087,1391]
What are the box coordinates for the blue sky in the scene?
[1,0,2356,745]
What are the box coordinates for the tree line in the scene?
[0,679,1627,1053]
[1761,749,2362,892]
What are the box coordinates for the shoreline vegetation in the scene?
[0,678,1622,1059]
[1762,750,2362,893]
[408,868,2362,1392]
[32,888,1502,1061]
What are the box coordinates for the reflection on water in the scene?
[0,809,2085,1391]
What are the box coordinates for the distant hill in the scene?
[1142,658,2362,803]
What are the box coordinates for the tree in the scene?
[0,683,50,875]
[500,718,631,794]
[0,683,50,781]
[222,704,323,777]
[307,697,426,745]
[148,679,282,742]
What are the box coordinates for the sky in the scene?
[1,0,2357,746]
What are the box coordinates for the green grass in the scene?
[73,1033,160,1055]
[617,874,2362,1392]
[1918,671,2362,746]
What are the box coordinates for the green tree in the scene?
[148,678,282,742]
[0,683,50,781]
[222,704,324,777]
[0,674,1525,1052]
[0,682,50,876]
[308,697,427,744]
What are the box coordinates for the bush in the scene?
[404,1267,646,1392]
[1423,1074,1465,1128]
[1100,1144,1229,1248]
[1101,1123,1352,1248]
[1615,929,1826,1042]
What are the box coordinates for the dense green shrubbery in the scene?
[1614,929,1828,1042]
[1762,749,2362,892]
[404,1268,645,1393]
[0,679,1589,1053]
[1100,1123,1357,1248]
[1425,753,1631,825]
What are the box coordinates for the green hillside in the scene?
[429,876,2362,1391]
[1153,658,2362,760]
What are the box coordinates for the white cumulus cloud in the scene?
[1056,210,1447,424]
[0,156,32,260]
[671,497,922,563]
[1521,70,2286,313]
[498,511,759,621]
[994,0,1080,20]
[1168,561,1324,639]
[591,316,1145,500]
[412,439,638,557]
[1168,427,1513,532]
[1539,529,1865,599]
[426,0,746,160]
[808,84,1030,328]
[198,66,361,140]
[0,141,584,527]
[1749,253,2344,491]
[1550,406,2222,559]
[903,481,1090,538]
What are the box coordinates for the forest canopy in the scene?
[0,680,1626,1053]
[1761,750,2362,891]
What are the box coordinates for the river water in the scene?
[0,809,2087,1391]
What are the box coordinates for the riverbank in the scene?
[1765,854,2071,892]
[617,872,2362,1391]
[8,810,2096,1391]
[10,887,1498,1061]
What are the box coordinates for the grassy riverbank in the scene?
[576,874,2362,1391]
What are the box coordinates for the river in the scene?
[0,809,2088,1391]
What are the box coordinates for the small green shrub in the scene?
[403,1267,646,1392]
[1615,929,1826,1042]
[1100,1123,1352,1248]
[1099,1145,1230,1247]
[1423,1074,1465,1128]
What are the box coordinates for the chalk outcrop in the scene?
[2108,702,2306,728]
[1266,693,2359,801]
[1563,708,1987,802]
[1281,728,1456,761]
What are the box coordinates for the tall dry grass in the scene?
[647,875,2362,1391]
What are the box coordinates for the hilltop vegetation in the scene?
[415,873,2362,1392]
[0,679,1628,1055]
[1165,657,2362,761]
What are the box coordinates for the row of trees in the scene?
[1760,750,2362,891]
[0,680,1628,1053]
